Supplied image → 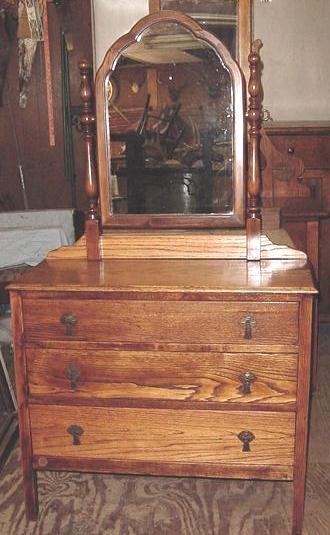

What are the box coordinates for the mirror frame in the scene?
[95,10,246,229]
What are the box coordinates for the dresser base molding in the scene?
[32,456,294,481]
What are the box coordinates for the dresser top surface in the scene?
[8,258,316,296]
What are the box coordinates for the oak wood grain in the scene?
[9,257,315,532]
[9,257,316,294]
[30,405,295,468]
[10,292,38,520]
[27,348,297,405]
[46,231,308,260]
[22,298,299,345]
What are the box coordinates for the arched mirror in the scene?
[95,11,246,229]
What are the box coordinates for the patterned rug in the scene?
[1,325,329,535]
[1,454,294,535]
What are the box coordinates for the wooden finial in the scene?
[251,39,263,55]
[79,60,100,260]
[246,40,263,261]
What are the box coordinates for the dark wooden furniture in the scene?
[261,123,330,387]
[0,267,30,306]
[9,11,316,535]
[261,122,330,318]
[0,343,17,470]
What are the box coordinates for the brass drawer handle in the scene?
[287,146,295,154]
[237,430,255,452]
[240,315,256,339]
[67,424,84,446]
[60,313,78,336]
[239,371,257,394]
[64,365,81,390]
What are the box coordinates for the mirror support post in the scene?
[247,40,263,261]
[79,60,100,260]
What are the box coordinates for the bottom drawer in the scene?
[30,405,295,469]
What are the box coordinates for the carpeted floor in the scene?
[1,325,329,535]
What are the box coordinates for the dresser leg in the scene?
[311,299,319,391]
[291,467,307,535]
[23,466,38,521]
[17,405,39,519]
[19,406,39,520]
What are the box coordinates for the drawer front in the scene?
[30,405,295,467]
[23,299,298,345]
[27,348,297,405]
[269,134,330,168]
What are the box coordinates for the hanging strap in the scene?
[61,30,76,206]
[42,0,55,146]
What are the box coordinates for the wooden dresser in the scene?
[8,11,317,535]
[9,253,316,533]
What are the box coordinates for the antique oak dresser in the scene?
[9,12,316,535]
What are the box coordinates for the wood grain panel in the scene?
[27,348,297,404]
[266,133,330,169]
[46,231,307,260]
[22,299,299,345]
[9,257,316,294]
[30,405,295,468]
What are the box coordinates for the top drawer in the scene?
[22,298,298,346]
[268,133,330,169]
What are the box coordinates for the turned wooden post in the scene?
[79,60,100,260]
[247,40,263,261]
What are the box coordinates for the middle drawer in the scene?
[27,348,297,405]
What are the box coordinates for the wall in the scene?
[92,0,149,69]
[253,0,330,121]
[0,0,93,212]
[2,1,327,212]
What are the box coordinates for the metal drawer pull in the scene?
[239,371,257,394]
[240,315,256,339]
[238,430,255,452]
[64,365,81,390]
[60,313,78,336]
[67,424,84,446]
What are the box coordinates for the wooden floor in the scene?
[303,323,330,535]
[0,324,329,535]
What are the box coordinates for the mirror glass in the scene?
[96,13,245,228]
[108,23,235,215]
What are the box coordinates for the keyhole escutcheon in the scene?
[67,424,84,446]
[60,313,78,336]
[238,430,255,452]
[240,315,257,339]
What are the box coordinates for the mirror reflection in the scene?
[107,21,234,215]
